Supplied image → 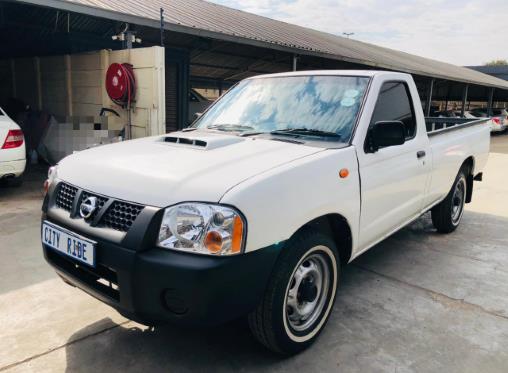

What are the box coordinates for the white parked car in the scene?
[41,71,490,354]
[465,108,507,132]
[0,107,26,186]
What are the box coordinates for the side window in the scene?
[370,81,416,140]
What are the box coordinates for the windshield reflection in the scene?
[194,75,370,140]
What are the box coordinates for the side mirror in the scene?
[367,121,406,152]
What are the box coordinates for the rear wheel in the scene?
[431,168,467,233]
[248,229,339,354]
[0,175,23,187]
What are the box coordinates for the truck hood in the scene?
[57,131,325,207]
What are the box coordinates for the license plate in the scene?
[42,221,96,267]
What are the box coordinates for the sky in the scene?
[210,0,508,66]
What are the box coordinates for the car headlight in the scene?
[157,203,246,256]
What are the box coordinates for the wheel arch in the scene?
[289,213,353,265]
[462,156,475,203]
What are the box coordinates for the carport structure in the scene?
[2,0,508,133]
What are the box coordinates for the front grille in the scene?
[53,182,145,233]
[80,191,108,219]
[56,183,78,211]
[101,201,144,232]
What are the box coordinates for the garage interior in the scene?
[1,0,508,165]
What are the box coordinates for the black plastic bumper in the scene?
[42,213,282,326]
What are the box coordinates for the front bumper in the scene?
[41,210,281,326]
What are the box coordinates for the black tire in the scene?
[431,168,468,233]
[248,228,340,354]
[0,175,23,187]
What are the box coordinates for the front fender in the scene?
[220,147,361,254]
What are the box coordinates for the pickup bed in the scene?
[41,70,490,354]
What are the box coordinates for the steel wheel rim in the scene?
[451,177,466,225]
[285,252,331,332]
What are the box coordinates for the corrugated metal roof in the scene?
[18,0,508,90]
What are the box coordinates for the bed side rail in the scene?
[425,117,490,136]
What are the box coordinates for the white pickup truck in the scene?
[41,71,489,354]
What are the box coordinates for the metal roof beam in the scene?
[12,0,508,90]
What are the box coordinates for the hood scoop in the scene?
[164,136,207,147]
[163,134,245,150]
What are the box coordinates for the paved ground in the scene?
[1,133,508,373]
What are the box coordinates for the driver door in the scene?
[355,79,430,250]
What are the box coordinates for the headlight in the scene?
[157,203,246,256]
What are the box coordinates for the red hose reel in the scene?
[105,63,136,107]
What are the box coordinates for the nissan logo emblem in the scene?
[79,196,98,219]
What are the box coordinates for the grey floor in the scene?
[1,133,508,372]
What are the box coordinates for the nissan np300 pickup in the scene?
[41,71,490,354]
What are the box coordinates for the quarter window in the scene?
[370,82,416,139]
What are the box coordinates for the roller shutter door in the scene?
[165,62,178,133]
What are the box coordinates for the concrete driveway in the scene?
[1,134,508,372]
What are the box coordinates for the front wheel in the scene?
[431,169,467,233]
[248,229,339,354]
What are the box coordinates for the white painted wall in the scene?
[0,46,166,138]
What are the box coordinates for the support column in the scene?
[218,80,223,96]
[292,54,298,71]
[425,78,434,117]
[10,59,16,98]
[160,8,165,47]
[460,84,469,117]
[65,55,72,117]
[34,57,42,110]
[444,83,450,112]
[487,88,494,116]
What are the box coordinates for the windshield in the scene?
[193,75,370,141]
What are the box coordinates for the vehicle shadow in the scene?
[63,210,508,372]
[64,317,285,372]
[63,267,385,372]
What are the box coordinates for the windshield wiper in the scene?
[207,124,255,132]
[239,131,265,137]
[270,128,341,138]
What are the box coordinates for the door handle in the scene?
[417,150,426,159]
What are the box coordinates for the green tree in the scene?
[485,59,508,66]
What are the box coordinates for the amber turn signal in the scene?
[339,168,349,178]
[204,231,223,253]
[231,216,244,253]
